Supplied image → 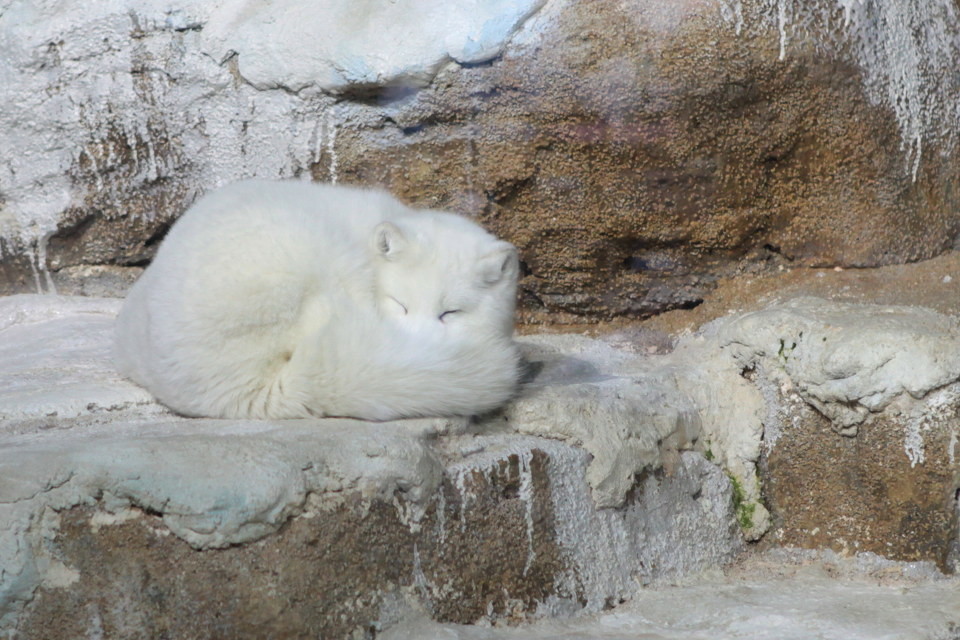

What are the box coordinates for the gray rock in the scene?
[711,297,960,433]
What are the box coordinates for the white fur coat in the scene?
[114,180,521,420]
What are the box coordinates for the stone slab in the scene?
[705,297,960,569]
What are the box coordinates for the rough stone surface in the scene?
[0,294,744,638]
[340,0,960,321]
[2,291,960,635]
[13,447,560,639]
[2,1,960,323]
[10,444,739,639]
[510,332,771,541]
[762,397,960,572]
[632,249,960,338]
[704,297,960,570]
[380,550,960,640]
[0,0,547,298]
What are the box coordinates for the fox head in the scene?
[370,212,518,339]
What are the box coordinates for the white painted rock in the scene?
[710,296,960,433]
[201,0,547,92]
[513,332,770,539]
[0,295,156,431]
[0,0,547,272]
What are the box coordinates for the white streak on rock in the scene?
[325,106,339,185]
[718,0,960,179]
[0,0,547,264]
[36,234,57,295]
[518,451,536,577]
[777,0,788,60]
[453,467,471,531]
[435,488,446,545]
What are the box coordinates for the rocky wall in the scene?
[2,0,959,322]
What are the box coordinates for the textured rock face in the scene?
[342,0,960,320]
[509,332,771,540]
[2,1,960,322]
[707,298,960,570]
[0,0,545,298]
[382,550,960,640]
[763,397,960,571]
[9,441,739,639]
[14,449,565,638]
[3,293,960,635]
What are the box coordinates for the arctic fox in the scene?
[113,179,521,420]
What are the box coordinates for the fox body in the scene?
[113,179,521,420]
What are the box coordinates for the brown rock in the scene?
[325,2,959,321]
[4,3,959,321]
[14,445,740,638]
[761,388,960,571]
[17,451,563,639]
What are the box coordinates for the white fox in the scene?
[113,179,521,420]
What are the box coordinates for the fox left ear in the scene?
[372,221,408,261]
[477,242,518,286]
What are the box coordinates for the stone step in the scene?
[0,295,741,638]
[2,294,959,637]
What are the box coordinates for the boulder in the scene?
[340,0,960,320]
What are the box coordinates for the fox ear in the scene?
[477,242,518,286]
[372,222,407,260]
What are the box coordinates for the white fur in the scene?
[113,179,521,420]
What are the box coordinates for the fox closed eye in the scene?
[387,296,408,315]
[438,309,461,323]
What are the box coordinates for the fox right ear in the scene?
[372,222,408,260]
[476,242,519,286]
